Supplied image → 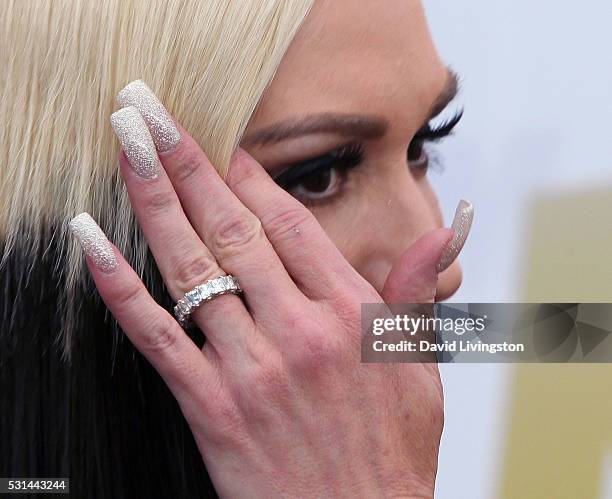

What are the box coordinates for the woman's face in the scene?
[242,0,462,300]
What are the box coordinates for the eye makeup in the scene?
[273,142,363,191]
[271,108,463,204]
[411,109,463,144]
[408,109,464,169]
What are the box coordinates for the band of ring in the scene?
[174,275,242,327]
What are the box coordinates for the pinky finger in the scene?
[68,212,218,417]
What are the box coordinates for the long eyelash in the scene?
[414,109,464,143]
[273,109,463,190]
[273,142,364,189]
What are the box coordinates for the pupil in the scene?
[302,169,332,192]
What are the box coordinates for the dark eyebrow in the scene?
[241,112,388,147]
[242,68,459,147]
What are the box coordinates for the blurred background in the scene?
[422,1,612,497]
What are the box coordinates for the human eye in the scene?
[407,109,463,171]
[272,142,364,205]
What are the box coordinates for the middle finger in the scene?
[116,79,306,321]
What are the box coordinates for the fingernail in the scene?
[110,106,160,179]
[69,212,117,273]
[116,79,181,153]
[436,199,474,273]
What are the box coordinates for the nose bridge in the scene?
[356,167,441,291]
[384,171,439,244]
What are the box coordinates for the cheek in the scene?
[321,223,395,292]
[308,169,434,291]
[332,221,405,292]
[420,177,444,227]
[307,200,382,290]
[309,203,369,268]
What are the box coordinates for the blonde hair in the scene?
[0,0,314,355]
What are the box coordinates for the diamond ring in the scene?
[174,275,242,327]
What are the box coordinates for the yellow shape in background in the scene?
[500,187,612,499]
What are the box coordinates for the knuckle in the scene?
[231,341,289,404]
[108,281,146,313]
[172,252,219,292]
[277,308,303,333]
[226,152,258,190]
[262,205,315,242]
[290,322,342,370]
[242,361,288,400]
[211,213,263,254]
[331,292,363,328]
[141,190,176,216]
[172,147,203,183]
[302,335,341,367]
[205,399,246,446]
[139,315,181,355]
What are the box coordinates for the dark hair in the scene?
[1,235,218,498]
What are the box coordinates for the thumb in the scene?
[382,199,474,304]
[381,228,454,304]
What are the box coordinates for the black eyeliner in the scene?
[273,109,463,192]
[273,143,363,189]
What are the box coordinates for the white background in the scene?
[423,1,612,497]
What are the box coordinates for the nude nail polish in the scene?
[110,106,160,179]
[69,212,117,273]
[116,79,181,153]
[436,199,474,273]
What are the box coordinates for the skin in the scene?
[85,0,467,497]
[244,0,463,299]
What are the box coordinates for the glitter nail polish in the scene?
[69,212,117,273]
[116,79,181,153]
[436,199,474,273]
[110,106,160,179]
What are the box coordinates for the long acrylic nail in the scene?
[436,199,474,273]
[69,212,117,273]
[116,79,181,153]
[110,106,160,179]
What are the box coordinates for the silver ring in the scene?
[174,275,242,327]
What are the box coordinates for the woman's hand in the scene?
[71,82,462,498]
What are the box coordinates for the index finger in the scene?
[225,149,364,300]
